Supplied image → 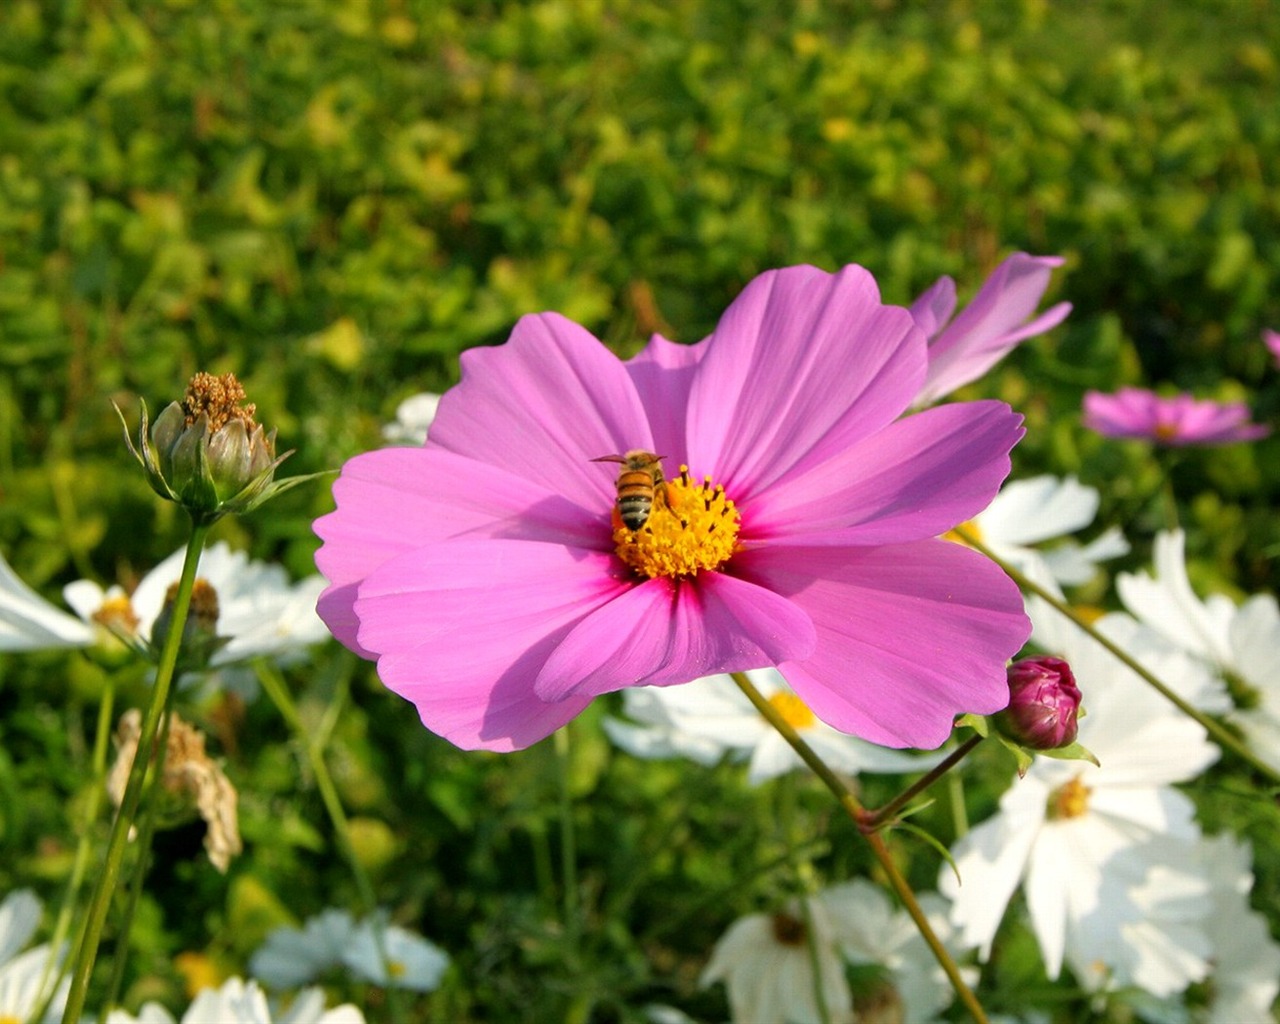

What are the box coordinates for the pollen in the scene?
[181,371,257,432]
[611,466,741,579]
[1048,775,1092,819]
[767,692,816,730]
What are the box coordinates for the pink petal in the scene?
[684,265,926,500]
[314,447,605,654]
[745,401,1023,545]
[534,571,817,702]
[918,253,1070,404]
[909,274,957,337]
[738,540,1029,748]
[624,332,709,466]
[353,540,629,750]
[427,312,655,511]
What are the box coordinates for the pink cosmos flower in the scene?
[1082,387,1270,446]
[1264,329,1280,369]
[314,265,1030,752]
[910,252,1071,405]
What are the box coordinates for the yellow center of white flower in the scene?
[942,519,982,546]
[388,958,406,978]
[767,692,816,731]
[1049,775,1092,819]
[611,466,741,579]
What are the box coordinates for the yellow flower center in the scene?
[1048,775,1092,819]
[1,1014,22,1024]
[388,958,407,978]
[611,466,741,579]
[92,594,141,638]
[768,692,816,730]
[942,519,982,546]
[1153,420,1180,442]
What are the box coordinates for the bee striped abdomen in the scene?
[592,449,667,533]
[617,471,658,530]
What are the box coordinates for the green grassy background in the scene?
[1,1,1279,1019]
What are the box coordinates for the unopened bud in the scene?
[996,656,1082,750]
[117,371,304,523]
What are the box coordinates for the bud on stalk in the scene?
[996,656,1082,750]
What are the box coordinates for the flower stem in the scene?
[32,673,118,1023]
[796,892,832,1024]
[954,525,1280,785]
[553,725,581,959]
[61,517,212,1024]
[254,659,405,1018]
[863,734,984,830]
[104,697,179,1012]
[730,672,989,1024]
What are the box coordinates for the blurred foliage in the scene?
[2,0,1280,1020]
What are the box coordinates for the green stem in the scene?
[796,891,832,1024]
[863,734,984,830]
[553,726,580,958]
[104,695,179,1012]
[62,517,212,1024]
[730,673,989,1024]
[954,526,1280,785]
[1158,452,1183,533]
[32,674,118,1023]
[254,660,406,1018]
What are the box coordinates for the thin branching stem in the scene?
[553,725,581,959]
[863,734,985,829]
[103,692,180,1012]
[32,674,118,1023]
[730,672,989,1024]
[62,516,212,1024]
[254,659,406,1019]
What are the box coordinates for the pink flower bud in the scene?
[997,656,1081,750]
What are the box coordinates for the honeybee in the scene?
[592,449,668,531]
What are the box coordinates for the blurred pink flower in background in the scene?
[910,252,1071,405]
[316,264,1030,752]
[1264,328,1280,368]
[1082,387,1269,446]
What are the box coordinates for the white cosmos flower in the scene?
[821,880,973,1023]
[342,916,449,992]
[700,893,854,1024]
[62,542,330,667]
[251,909,448,994]
[381,392,441,446]
[1117,529,1280,768]
[0,889,66,1023]
[0,550,93,651]
[1130,834,1280,1024]
[958,475,1128,587]
[605,668,943,784]
[105,978,364,1024]
[941,595,1219,994]
[1195,834,1280,1023]
[250,909,355,989]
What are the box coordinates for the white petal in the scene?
[0,552,93,650]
